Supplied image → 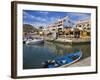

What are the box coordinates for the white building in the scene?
[46,16,74,33]
[76,19,91,32]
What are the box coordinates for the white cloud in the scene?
[36,17,47,22]
[50,17,57,22]
[23,11,47,22]
[23,12,29,19]
[49,17,60,23]
[32,22,47,28]
[39,11,49,15]
[23,20,47,28]
[23,11,35,19]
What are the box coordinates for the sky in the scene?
[23,10,91,28]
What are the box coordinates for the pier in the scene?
[44,37,90,45]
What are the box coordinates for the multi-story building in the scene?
[76,20,91,31]
[44,16,91,38]
[46,16,74,33]
[76,19,91,37]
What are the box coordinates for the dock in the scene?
[44,37,90,45]
[27,35,90,44]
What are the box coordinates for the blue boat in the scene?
[42,50,82,68]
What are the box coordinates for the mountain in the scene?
[23,24,38,33]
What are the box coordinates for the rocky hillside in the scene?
[23,24,38,33]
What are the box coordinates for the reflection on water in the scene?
[23,41,90,69]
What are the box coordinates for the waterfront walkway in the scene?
[45,37,90,44]
[30,35,90,44]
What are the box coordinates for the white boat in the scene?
[26,38,44,45]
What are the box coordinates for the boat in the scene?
[42,50,82,68]
[23,38,27,44]
[26,38,44,45]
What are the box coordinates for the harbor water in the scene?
[23,41,90,69]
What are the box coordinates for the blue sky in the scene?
[23,10,91,28]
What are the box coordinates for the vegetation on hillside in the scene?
[23,24,38,33]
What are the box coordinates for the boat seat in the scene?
[54,63,59,67]
[55,59,67,65]
[62,60,67,64]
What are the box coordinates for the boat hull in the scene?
[26,39,44,45]
[42,50,82,68]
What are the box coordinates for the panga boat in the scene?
[26,38,44,45]
[42,50,82,68]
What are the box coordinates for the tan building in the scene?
[76,20,91,31]
[46,16,69,33]
[76,19,91,37]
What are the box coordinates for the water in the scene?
[23,41,90,69]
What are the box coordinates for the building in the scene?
[43,16,91,38]
[76,20,91,31]
[46,16,74,33]
[76,19,91,37]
